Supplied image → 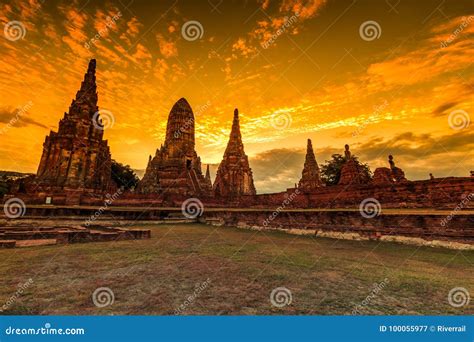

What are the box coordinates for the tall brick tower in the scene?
[35,59,113,195]
[213,109,256,197]
[338,144,371,185]
[204,164,213,191]
[137,98,210,197]
[298,139,323,191]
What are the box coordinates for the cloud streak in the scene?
[0,0,471,193]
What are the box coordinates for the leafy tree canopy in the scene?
[320,154,372,186]
[111,160,139,190]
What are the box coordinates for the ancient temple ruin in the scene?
[204,164,213,190]
[338,144,371,186]
[373,155,407,184]
[34,59,114,198]
[213,109,256,197]
[298,139,323,191]
[137,98,210,197]
[4,58,473,211]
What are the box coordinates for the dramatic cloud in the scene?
[0,106,48,129]
[157,35,178,58]
[367,16,473,87]
[246,0,327,52]
[432,101,460,117]
[0,0,472,193]
[353,131,474,180]
[357,131,474,160]
[250,148,306,194]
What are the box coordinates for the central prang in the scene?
[137,98,212,197]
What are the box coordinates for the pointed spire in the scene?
[213,108,256,197]
[35,58,113,192]
[306,139,316,163]
[69,59,98,118]
[147,155,152,167]
[231,108,241,137]
[304,139,319,170]
[200,163,213,191]
[87,58,96,73]
[78,59,97,98]
[224,108,244,156]
[298,138,322,190]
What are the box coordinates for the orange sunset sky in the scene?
[0,0,472,193]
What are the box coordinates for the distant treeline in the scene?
[0,170,33,197]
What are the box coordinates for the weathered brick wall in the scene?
[4,177,473,210]
[3,204,472,245]
[231,177,474,209]
[200,209,474,245]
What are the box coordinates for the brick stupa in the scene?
[35,59,114,198]
[373,155,407,184]
[298,139,323,191]
[338,144,370,186]
[213,109,256,197]
[204,164,212,189]
[137,98,210,197]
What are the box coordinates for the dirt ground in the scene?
[0,223,472,315]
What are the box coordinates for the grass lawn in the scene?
[0,223,472,315]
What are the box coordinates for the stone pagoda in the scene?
[298,139,323,191]
[338,144,370,186]
[204,164,213,190]
[213,109,256,197]
[137,98,210,197]
[35,59,114,197]
[373,155,407,184]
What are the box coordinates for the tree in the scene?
[111,160,139,190]
[320,154,372,186]
[0,181,8,197]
